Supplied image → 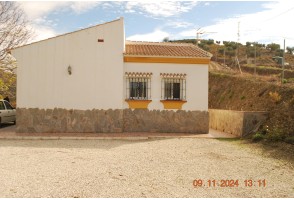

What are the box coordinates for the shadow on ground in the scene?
[0,137,168,150]
[217,138,294,166]
[0,123,15,130]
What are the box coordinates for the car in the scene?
[0,100,16,126]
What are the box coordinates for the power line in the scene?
[241,6,294,33]
[261,6,294,24]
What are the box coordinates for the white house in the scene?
[11,18,211,133]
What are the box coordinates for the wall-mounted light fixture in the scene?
[67,65,72,75]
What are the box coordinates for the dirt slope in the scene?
[209,72,294,137]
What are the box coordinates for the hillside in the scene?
[184,38,294,141]
[209,70,294,144]
[170,38,294,71]
[207,54,294,142]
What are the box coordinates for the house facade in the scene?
[11,18,211,134]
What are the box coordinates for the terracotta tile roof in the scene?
[125,41,212,58]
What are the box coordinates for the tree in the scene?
[162,37,169,42]
[275,49,284,57]
[223,41,238,50]
[0,2,32,70]
[266,43,280,52]
[201,39,214,45]
[0,69,16,105]
[286,46,294,54]
[246,42,252,47]
[245,42,262,58]
[198,43,209,51]
[218,48,225,54]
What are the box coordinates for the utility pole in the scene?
[196,28,202,46]
[216,41,221,62]
[254,42,257,76]
[282,39,285,84]
[237,21,240,56]
[196,32,200,46]
[224,48,226,66]
[235,21,242,74]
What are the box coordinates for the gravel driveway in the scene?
[0,138,293,198]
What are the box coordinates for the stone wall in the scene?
[123,109,209,133]
[16,108,124,133]
[16,108,209,134]
[209,109,268,137]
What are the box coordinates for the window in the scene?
[0,102,5,110]
[125,72,152,100]
[130,81,147,99]
[4,101,13,110]
[161,73,186,100]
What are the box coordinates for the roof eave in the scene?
[124,56,211,64]
[123,54,211,59]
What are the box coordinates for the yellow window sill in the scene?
[125,99,152,109]
[160,100,187,109]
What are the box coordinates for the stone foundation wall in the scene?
[16,108,209,134]
[209,109,268,137]
[16,108,123,133]
[123,109,209,134]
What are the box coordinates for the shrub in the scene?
[252,132,265,142]
[285,136,294,145]
[260,125,270,135]
[282,79,288,84]
[287,78,294,83]
[269,91,281,103]
[240,95,246,100]
[265,134,284,142]
[265,128,285,142]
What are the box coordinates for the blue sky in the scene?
[19,1,294,46]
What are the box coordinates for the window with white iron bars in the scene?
[161,73,186,100]
[125,72,152,100]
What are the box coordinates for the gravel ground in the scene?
[0,138,293,198]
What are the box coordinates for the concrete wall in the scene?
[124,63,208,111]
[16,108,209,134]
[12,18,125,110]
[209,109,268,137]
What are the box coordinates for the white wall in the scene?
[124,62,208,111]
[12,18,125,110]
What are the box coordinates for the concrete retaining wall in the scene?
[209,109,268,137]
[16,108,209,134]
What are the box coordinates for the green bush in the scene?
[252,132,265,142]
[265,132,285,142]
[285,136,294,145]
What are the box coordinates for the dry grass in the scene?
[269,91,282,103]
